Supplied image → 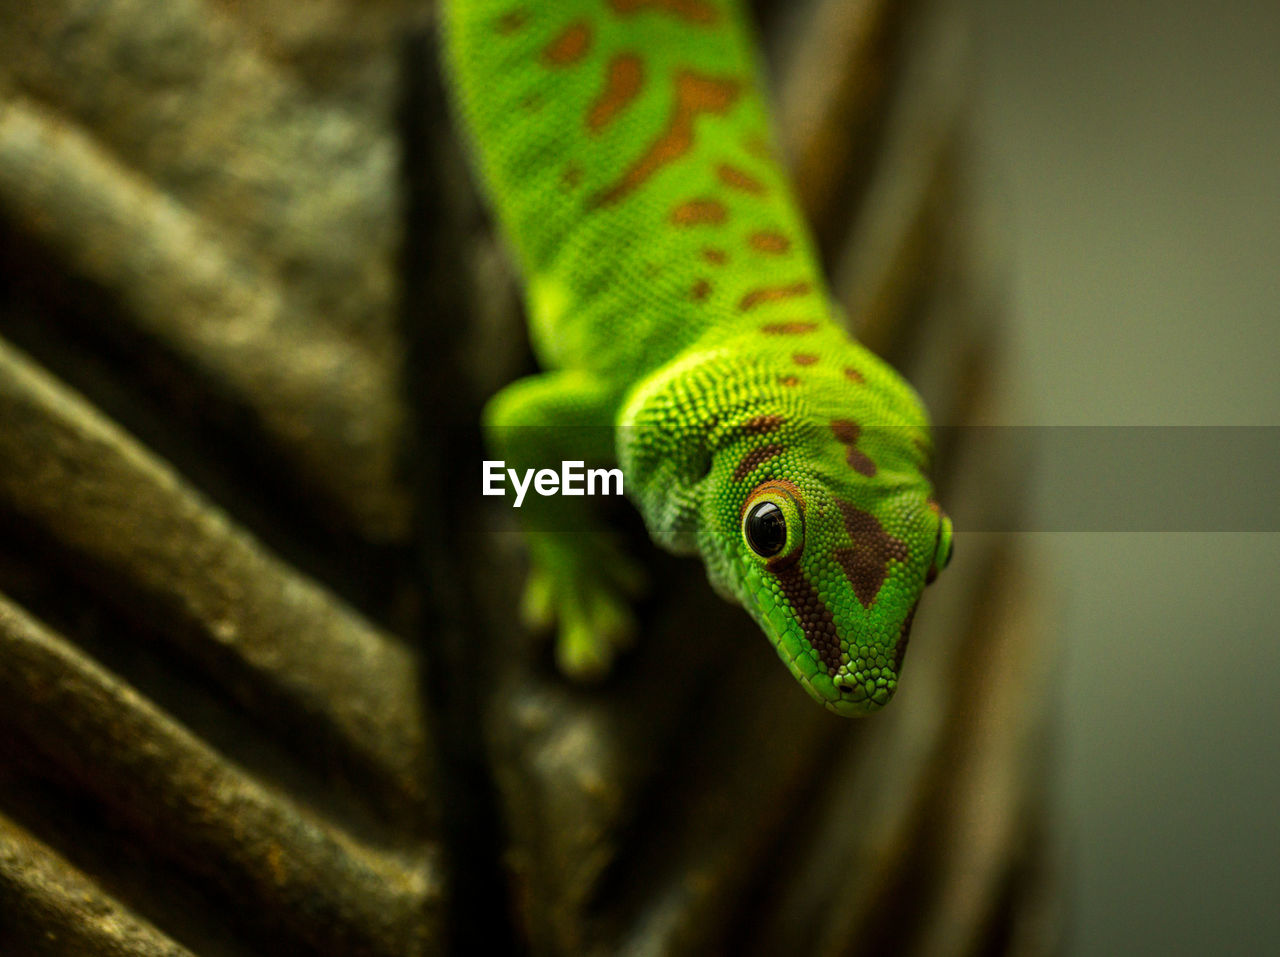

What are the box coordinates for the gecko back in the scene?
[444,0,833,379]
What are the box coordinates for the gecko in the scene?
[442,0,953,715]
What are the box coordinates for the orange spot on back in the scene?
[543,20,592,66]
[749,231,791,254]
[608,0,719,24]
[843,366,865,384]
[760,321,818,335]
[792,353,818,366]
[670,198,728,225]
[716,163,766,195]
[689,278,712,301]
[702,247,728,265]
[587,53,645,134]
[779,375,801,387]
[592,70,741,206]
[739,281,813,311]
[497,9,531,34]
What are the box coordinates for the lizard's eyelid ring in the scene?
[741,483,805,566]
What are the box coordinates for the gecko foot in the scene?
[520,530,645,680]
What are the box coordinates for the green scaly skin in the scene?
[443,0,953,715]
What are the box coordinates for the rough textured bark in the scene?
[0,0,1057,954]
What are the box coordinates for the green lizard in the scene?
[443,0,953,715]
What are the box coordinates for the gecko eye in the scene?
[927,510,954,583]
[935,512,954,570]
[742,481,805,566]
[745,501,787,557]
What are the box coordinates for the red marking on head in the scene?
[833,498,909,607]
[773,563,842,674]
[760,321,818,335]
[743,478,837,674]
[497,9,531,34]
[830,420,858,444]
[670,198,728,225]
[586,53,645,134]
[592,70,741,206]
[843,366,865,384]
[716,163,766,195]
[847,449,876,477]
[748,231,791,254]
[830,420,877,476]
[689,278,712,301]
[739,281,813,311]
[702,247,728,265]
[732,443,784,482]
[608,0,719,24]
[741,414,785,435]
[792,353,818,366]
[543,20,592,66]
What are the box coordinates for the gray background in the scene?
[970,0,1279,953]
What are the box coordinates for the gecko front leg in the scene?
[485,370,644,679]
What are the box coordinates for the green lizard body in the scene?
[443,0,952,715]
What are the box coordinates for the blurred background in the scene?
[971,0,1279,953]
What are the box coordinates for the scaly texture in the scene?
[443,0,952,715]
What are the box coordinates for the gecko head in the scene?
[698,417,953,716]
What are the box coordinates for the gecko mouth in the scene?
[828,674,896,715]
[825,694,885,717]
[821,601,920,714]
[763,617,895,716]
